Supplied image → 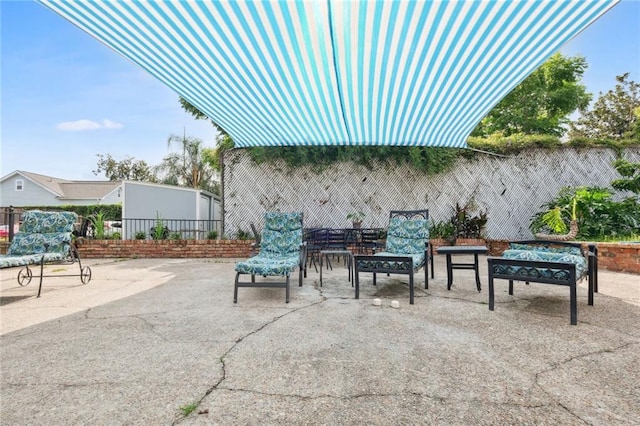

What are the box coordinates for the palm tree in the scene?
[155,134,216,192]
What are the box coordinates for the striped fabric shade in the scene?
[38,0,618,148]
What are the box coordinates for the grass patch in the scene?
[179,402,199,417]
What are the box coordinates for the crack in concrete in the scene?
[176,385,550,410]
[533,341,638,425]
[172,299,326,424]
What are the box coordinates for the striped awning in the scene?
[38,0,618,148]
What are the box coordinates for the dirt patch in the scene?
[372,280,410,297]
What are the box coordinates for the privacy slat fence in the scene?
[223,147,640,240]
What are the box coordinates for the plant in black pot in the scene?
[449,201,488,244]
[347,211,366,228]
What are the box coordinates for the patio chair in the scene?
[354,209,433,304]
[0,210,92,297]
[234,212,305,303]
[304,227,327,273]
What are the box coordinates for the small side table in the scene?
[436,246,488,292]
[319,250,353,287]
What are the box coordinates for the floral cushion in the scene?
[235,254,301,276]
[501,249,587,279]
[385,218,429,255]
[236,212,303,276]
[261,228,303,256]
[7,233,71,256]
[21,210,77,234]
[0,252,67,269]
[509,242,583,257]
[370,251,425,270]
[264,212,303,233]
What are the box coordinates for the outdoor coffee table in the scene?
[436,245,488,292]
[319,249,353,287]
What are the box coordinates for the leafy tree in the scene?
[155,134,217,193]
[473,53,591,137]
[179,96,235,175]
[569,73,640,140]
[93,154,155,181]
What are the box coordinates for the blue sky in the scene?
[1,1,639,181]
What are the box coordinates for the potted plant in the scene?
[534,197,578,241]
[347,211,365,228]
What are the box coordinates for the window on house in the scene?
[15,179,24,191]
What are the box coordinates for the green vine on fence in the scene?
[243,136,639,175]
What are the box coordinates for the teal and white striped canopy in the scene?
[39,0,618,148]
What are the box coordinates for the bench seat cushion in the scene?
[7,233,71,256]
[500,249,587,280]
[0,252,67,269]
[235,254,300,276]
[358,252,425,271]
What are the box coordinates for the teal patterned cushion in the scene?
[235,212,303,276]
[373,252,425,269]
[261,228,303,256]
[264,212,303,233]
[0,252,66,269]
[235,254,300,276]
[385,218,429,255]
[21,211,77,234]
[509,243,582,257]
[7,233,72,256]
[502,249,587,278]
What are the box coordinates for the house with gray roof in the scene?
[1,171,222,239]
[1,171,121,206]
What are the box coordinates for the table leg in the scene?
[474,253,481,292]
[446,254,453,290]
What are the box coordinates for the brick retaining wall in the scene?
[75,239,254,259]
[2,239,637,274]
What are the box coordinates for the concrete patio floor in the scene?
[1,255,638,425]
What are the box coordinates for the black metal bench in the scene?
[487,240,597,325]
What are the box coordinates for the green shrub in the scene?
[530,186,640,240]
[236,228,251,240]
[206,230,218,240]
[429,220,455,239]
[90,211,106,240]
[134,231,147,240]
[169,232,182,240]
[450,202,487,239]
[110,232,121,240]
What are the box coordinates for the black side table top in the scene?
[437,245,488,255]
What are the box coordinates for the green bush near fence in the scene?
[20,204,122,220]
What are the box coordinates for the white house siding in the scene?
[123,182,197,218]
[0,173,60,206]
[121,181,220,239]
[223,147,640,240]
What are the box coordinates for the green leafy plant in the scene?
[429,220,456,239]
[151,212,169,240]
[169,231,182,240]
[206,230,218,240]
[236,228,251,240]
[450,201,487,239]
[89,211,106,240]
[346,211,365,223]
[611,158,640,195]
[530,186,639,240]
[110,231,121,240]
[134,231,146,240]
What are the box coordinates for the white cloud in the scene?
[56,118,124,131]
